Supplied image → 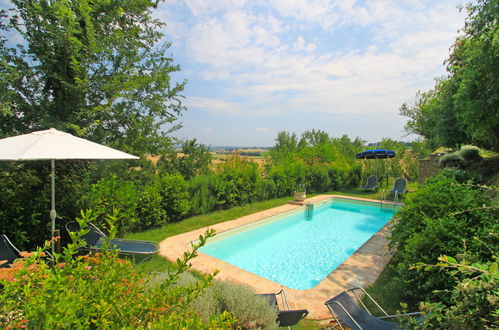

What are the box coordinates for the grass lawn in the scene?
[124,197,291,272]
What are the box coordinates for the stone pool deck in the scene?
[158,195,394,320]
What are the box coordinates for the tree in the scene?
[400,0,498,150]
[268,131,302,164]
[0,0,185,155]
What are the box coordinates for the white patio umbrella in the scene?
[0,128,139,251]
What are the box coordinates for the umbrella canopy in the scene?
[355,149,395,160]
[0,128,139,251]
[0,128,138,160]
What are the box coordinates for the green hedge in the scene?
[388,169,497,306]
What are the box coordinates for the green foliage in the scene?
[157,139,212,180]
[214,155,260,209]
[388,170,497,306]
[406,255,498,329]
[158,272,279,329]
[0,161,89,250]
[438,152,465,168]
[80,174,140,231]
[268,159,308,195]
[188,174,218,215]
[81,172,191,232]
[459,145,482,162]
[255,179,278,202]
[154,172,192,223]
[400,0,499,150]
[1,0,185,155]
[0,211,236,328]
[269,131,302,164]
[266,130,364,194]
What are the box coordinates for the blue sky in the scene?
[1,0,468,147]
[156,0,467,146]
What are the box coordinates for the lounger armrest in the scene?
[378,311,422,319]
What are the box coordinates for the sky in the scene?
[156,0,468,147]
[1,0,468,147]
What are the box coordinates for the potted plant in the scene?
[294,184,306,202]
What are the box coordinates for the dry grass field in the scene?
[145,149,270,170]
[210,149,269,169]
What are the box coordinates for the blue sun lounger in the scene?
[66,222,159,263]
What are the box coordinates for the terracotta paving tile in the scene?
[159,195,395,320]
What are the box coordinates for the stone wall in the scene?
[418,153,442,185]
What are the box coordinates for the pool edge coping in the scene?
[158,195,395,320]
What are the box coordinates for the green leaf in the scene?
[489,263,498,274]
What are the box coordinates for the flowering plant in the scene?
[0,209,235,328]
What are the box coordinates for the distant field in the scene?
[210,149,269,168]
[145,148,270,169]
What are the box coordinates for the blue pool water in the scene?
[200,198,396,290]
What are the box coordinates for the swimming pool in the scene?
[200,198,396,290]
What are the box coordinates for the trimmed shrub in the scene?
[459,145,482,162]
[214,156,260,209]
[81,172,191,232]
[438,152,465,168]
[80,174,140,231]
[154,172,191,223]
[189,174,218,215]
[255,179,277,201]
[162,272,279,329]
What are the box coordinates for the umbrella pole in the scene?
[50,159,57,254]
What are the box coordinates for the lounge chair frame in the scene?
[258,289,309,328]
[66,222,159,263]
[325,287,421,330]
[389,177,407,196]
[0,234,22,268]
[1,234,53,268]
[360,175,378,192]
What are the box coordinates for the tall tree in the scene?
[0,0,185,155]
[400,0,498,150]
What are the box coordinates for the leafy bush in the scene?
[189,174,218,215]
[154,172,192,222]
[388,170,497,306]
[81,172,191,232]
[214,156,260,209]
[0,161,89,250]
[405,254,498,329]
[0,211,236,329]
[308,166,331,192]
[255,179,277,201]
[157,139,212,180]
[328,164,361,190]
[80,174,140,231]
[161,272,279,329]
[136,183,168,230]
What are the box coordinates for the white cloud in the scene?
[183,0,246,16]
[186,97,246,116]
[159,0,466,120]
